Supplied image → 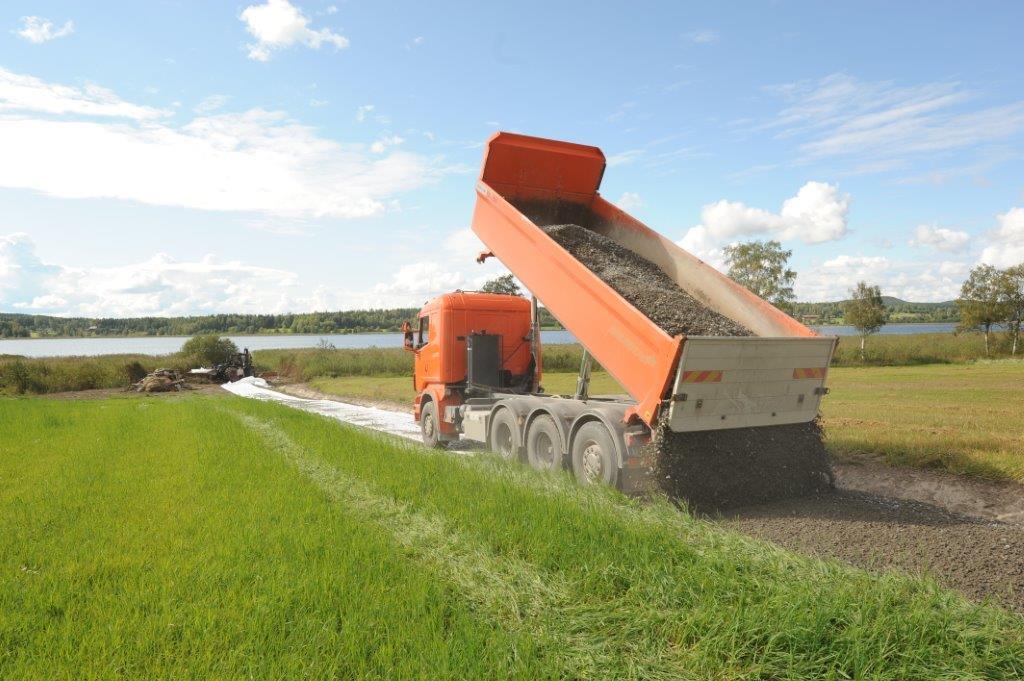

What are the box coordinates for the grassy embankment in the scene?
[1,395,1021,677]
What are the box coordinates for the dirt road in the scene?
[719,491,1023,612]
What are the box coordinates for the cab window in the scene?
[417,316,430,348]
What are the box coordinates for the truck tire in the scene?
[489,408,520,462]
[420,401,446,449]
[571,421,619,487]
[526,415,562,471]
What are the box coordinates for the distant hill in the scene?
[793,297,958,325]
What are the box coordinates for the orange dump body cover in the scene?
[471,132,817,429]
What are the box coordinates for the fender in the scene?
[418,385,461,436]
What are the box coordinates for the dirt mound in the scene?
[133,368,186,393]
[653,421,834,511]
[541,224,751,337]
[718,490,1024,613]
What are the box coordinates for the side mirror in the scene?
[402,321,415,352]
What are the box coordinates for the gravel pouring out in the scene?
[653,421,835,511]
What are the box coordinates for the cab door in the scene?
[414,312,441,389]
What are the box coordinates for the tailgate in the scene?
[666,336,837,432]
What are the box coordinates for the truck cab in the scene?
[406,292,539,446]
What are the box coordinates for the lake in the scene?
[0,323,961,358]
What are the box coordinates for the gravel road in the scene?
[718,490,1024,613]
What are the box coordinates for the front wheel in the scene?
[488,408,520,462]
[571,422,619,487]
[420,401,446,449]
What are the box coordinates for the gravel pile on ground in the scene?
[718,489,1024,613]
[541,224,751,337]
[653,420,834,511]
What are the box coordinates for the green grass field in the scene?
[310,361,1024,484]
[821,361,1024,482]
[1,395,1022,677]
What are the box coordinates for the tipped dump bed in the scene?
[471,132,835,430]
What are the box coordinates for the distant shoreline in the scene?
[0,321,961,342]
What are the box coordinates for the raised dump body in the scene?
[471,132,836,432]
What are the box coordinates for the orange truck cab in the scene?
[406,292,539,446]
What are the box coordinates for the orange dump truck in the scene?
[405,132,836,493]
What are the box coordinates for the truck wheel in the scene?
[571,422,618,487]
[420,401,446,449]
[526,415,562,471]
[489,408,520,462]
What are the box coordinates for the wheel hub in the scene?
[537,433,555,466]
[497,425,513,457]
[582,442,603,481]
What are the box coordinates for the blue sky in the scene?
[1,0,1022,317]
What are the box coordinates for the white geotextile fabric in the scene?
[221,377,421,441]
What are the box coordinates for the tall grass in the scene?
[1,395,1021,677]
[0,354,161,394]
[830,331,1018,366]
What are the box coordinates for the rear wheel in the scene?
[420,401,446,449]
[571,422,619,487]
[526,415,562,471]
[488,408,520,462]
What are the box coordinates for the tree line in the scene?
[0,309,420,339]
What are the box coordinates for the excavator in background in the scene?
[403,132,836,495]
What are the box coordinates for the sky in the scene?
[1,0,1023,318]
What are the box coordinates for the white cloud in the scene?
[606,149,643,167]
[979,207,1024,268]
[615,192,644,211]
[0,67,168,120]
[355,104,374,122]
[909,224,970,252]
[309,98,328,107]
[0,233,61,306]
[796,254,967,302]
[240,0,348,61]
[373,262,463,297]
[1,228,516,315]
[679,181,850,261]
[677,182,850,269]
[370,134,404,154]
[685,29,719,44]
[0,233,305,316]
[0,68,441,218]
[762,74,1024,164]
[15,16,74,43]
[193,94,230,113]
[406,36,425,50]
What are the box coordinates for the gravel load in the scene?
[653,420,834,511]
[541,224,751,337]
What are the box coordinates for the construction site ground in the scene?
[266,377,1024,613]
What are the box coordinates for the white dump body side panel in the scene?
[666,336,837,432]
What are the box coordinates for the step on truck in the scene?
[403,132,837,493]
